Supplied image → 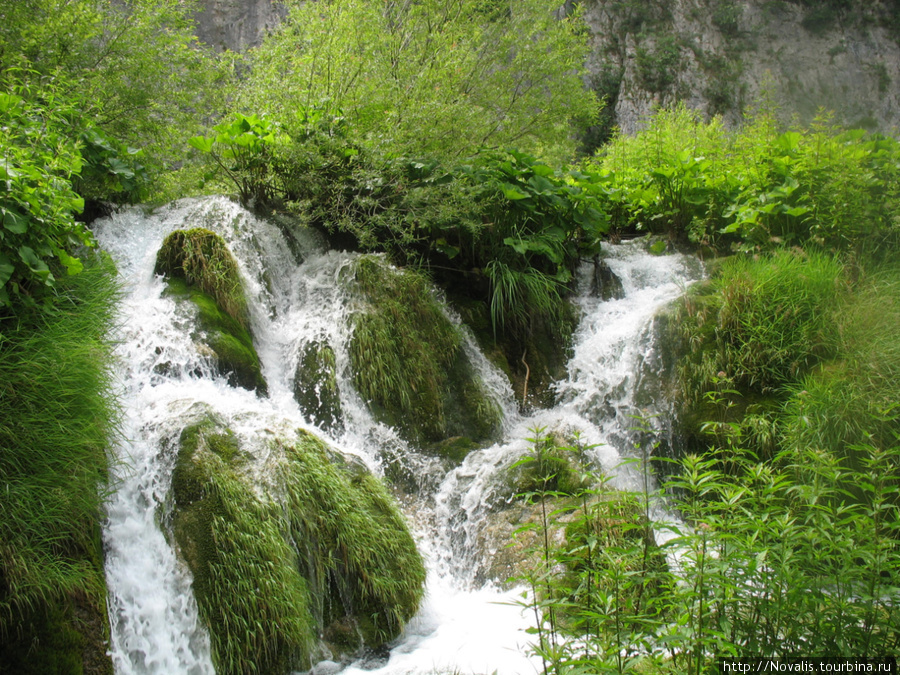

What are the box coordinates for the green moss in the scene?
[348,256,501,447]
[170,417,425,670]
[172,418,316,674]
[163,277,267,395]
[294,341,343,432]
[155,228,250,328]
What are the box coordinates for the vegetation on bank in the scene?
[504,107,900,672]
[515,422,899,674]
[0,255,119,673]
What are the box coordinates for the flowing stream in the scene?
[94,196,703,675]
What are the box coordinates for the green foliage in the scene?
[512,428,670,674]
[239,0,598,162]
[171,420,425,671]
[589,105,900,253]
[162,278,268,395]
[517,420,900,674]
[189,114,282,205]
[281,430,426,645]
[708,250,846,392]
[670,249,900,469]
[172,433,315,675]
[0,0,225,163]
[635,36,682,93]
[294,341,343,433]
[0,254,118,661]
[711,1,742,35]
[0,77,91,307]
[780,260,900,462]
[75,126,150,206]
[461,149,609,337]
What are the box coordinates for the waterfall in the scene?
[94,197,702,674]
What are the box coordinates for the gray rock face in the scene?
[579,0,900,136]
[191,0,286,51]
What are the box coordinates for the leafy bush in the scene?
[588,105,900,253]
[239,0,597,163]
[517,424,900,674]
[0,79,91,307]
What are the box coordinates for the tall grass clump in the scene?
[781,258,900,462]
[171,419,315,675]
[0,253,119,668]
[712,250,846,391]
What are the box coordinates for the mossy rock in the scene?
[451,290,578,410]
[347,256,501,449]
[170,416,425,672]
[171,415,313,675]
[163,277,268,395]
[293,341,342,433]
[590,256,625,301]
[282,430,426,648]
[155,228,250,327]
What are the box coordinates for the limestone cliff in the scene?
[579,0,900,142]
[192,0,285,51]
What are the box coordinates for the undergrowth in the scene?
[0,253,119,666]
[515,421,900,674]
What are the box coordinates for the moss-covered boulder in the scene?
[347,255,501,449]
[293,341,342,433]
[170,414,425,673]
[280,430,425,648]
[155,228,249,327]
[155,228,267,395]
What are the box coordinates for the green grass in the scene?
[0,253,119,671]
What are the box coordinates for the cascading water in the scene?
[95,196,702,675]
